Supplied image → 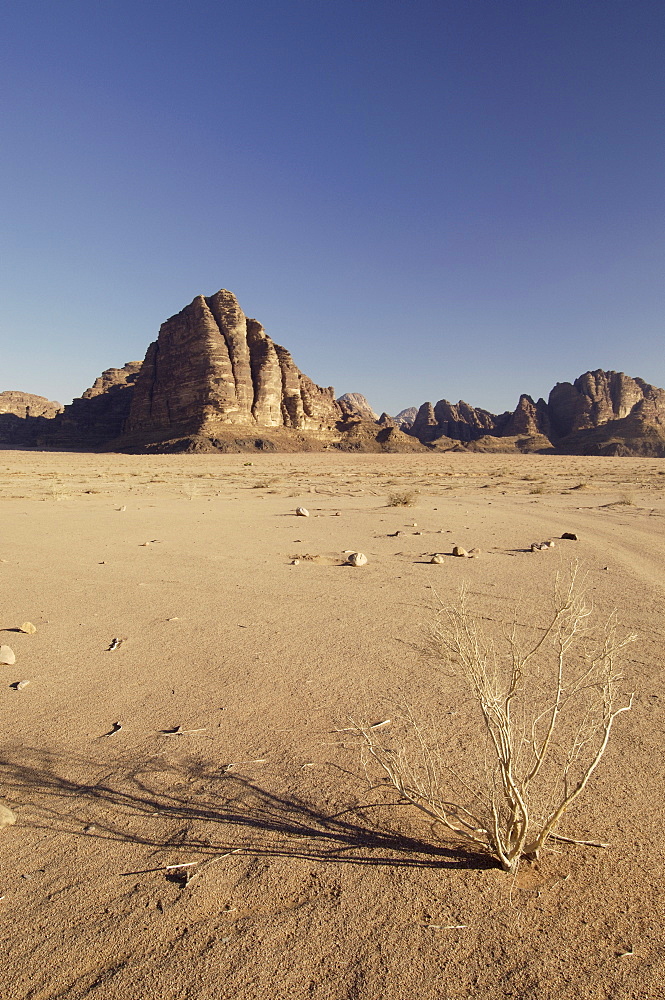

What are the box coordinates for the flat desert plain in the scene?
[1,450,664,1000]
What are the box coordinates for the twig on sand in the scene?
[158,726,208,737]
[120,850,244,880]
[549,833,610,849]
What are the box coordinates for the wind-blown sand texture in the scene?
[1,451,664,999]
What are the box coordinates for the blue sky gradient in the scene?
[1,0,663,415]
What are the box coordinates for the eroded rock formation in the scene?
[47,362,142,447]
[0,391,63,445]
[122,290,342,445]
[337,393,378,421]
[548,370,665,438]
[0,391,63,420]
[403,371,665,456]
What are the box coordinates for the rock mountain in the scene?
[406,370,665,456]
[121,290,347,450]
[2,288,664,455]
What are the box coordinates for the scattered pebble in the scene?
[0,805,17,830]
[530,540,555,552]
[295,507,309,517]
[291,559,300,565]
[345,552,368,566]
[19,622,37,634]
[430,553,445,564]
[107,638,123,651]
[117,506,126,512]
[468,547,481,557]
[561,532,578,541]
[83,824,96,834]
[452,546,468,558]
[0,646,16,666]
[12,680,30,691]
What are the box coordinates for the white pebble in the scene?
[0,804,16,829]
[346,552,368,567]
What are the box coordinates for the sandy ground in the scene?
[1,450,664,1000]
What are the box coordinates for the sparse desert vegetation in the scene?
[356,569,634,872]
[0,450,663,999]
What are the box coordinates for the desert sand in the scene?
[1,450,664,999]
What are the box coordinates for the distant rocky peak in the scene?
[337,393,378,421]
[393,406,418,430]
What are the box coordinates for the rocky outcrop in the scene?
[0,391,63,445]
[402,371,665,455]
[393,407,418,430]
[500,395,551,438]
[0,391,63,420]
[45,362,142,447]
[410,402,439,442]
[548,371,665,439]
[433,399,500,441]
[121,290,342,446]
[410,399,501,443]
[337,393,378,421]
[331,419,427,453]
[81,362,142,400]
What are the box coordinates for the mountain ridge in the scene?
[1,289,664,456]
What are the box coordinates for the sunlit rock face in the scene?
[124,289,342,440]
[547,370,665,439]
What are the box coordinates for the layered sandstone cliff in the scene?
[122,290,342,445]
[0,391,63,420]
[547,370,665,438]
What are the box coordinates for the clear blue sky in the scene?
[1,0,663,416]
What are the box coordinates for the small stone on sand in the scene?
[20,622,37,634]
[430,553,445,564]
[0,804,17,829]
[295,507,309,517]
[0,646,16,666]
[346,552,368,566]
[452,546,468,558]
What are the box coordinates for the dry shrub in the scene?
[386,490,419,507]
[356,567,634,872]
